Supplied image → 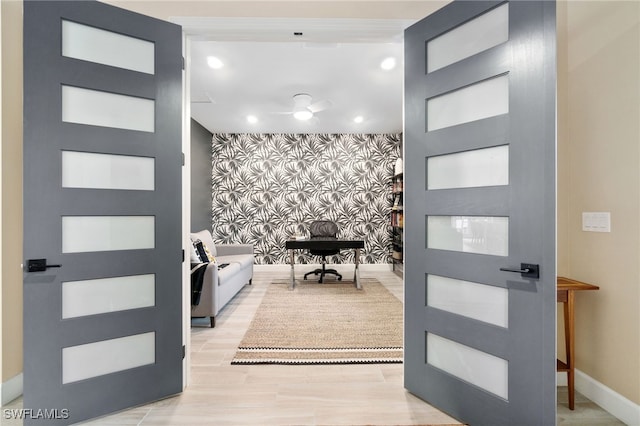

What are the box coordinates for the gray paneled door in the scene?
[23,2,183,424]
[404,1,556,425]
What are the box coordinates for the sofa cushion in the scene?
[217,254,253,270]
[216,262,241,283]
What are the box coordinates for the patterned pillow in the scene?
[189,242,201,263]
[192,239,216,263]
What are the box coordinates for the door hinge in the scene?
[182,152,185,166]
[182,345,186,359]
[182,56,185,70]
[182,249,185,262]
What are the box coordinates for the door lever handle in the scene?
[27,259,62,273]
[500,266,532,273]
[500,263,539,279]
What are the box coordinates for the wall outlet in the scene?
[582,212,611,232]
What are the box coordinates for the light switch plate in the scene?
[582,212,611,232]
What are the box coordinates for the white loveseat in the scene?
[190,230,254,327]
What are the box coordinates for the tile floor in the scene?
[557,387,626,426]
[2,265,627,425]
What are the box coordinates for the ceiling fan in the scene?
[288,93,333,121]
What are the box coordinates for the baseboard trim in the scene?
[254,264,291,272]
[254,263,395,273]
[558,369,640,425]
[1,373,23,405]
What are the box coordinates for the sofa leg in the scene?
[249,279,252,285]
[210,316,215,328]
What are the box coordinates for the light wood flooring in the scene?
[2,265,626,425]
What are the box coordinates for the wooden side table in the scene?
[557,276,599,410]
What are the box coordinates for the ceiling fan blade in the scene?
[308,99,332,113]
[191,91,215,104]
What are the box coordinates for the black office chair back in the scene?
[309,220,338,239]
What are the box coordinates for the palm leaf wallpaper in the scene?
[211,133,402,264]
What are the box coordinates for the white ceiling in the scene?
[178,17,418,134]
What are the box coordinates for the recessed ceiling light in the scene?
[380,57,397,71]
[354,116,364,124]
[247,115,258,124]
[207,56,224,69]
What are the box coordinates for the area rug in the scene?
[231,278,403,365]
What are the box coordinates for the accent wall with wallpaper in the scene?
[209,133,402,264]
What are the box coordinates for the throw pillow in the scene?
[202,244,216,263]
[192,239,209,263]
[189,242,201,263]
[192,239,216,264]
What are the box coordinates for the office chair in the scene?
[303,220,343,283]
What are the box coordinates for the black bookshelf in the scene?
[391,172,403,275]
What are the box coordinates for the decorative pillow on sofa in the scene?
[192,239,216,263]
[189,242,201,263]
[203,244,216,263]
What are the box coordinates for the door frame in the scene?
[181,32,192,388]
[176,18,414,386]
